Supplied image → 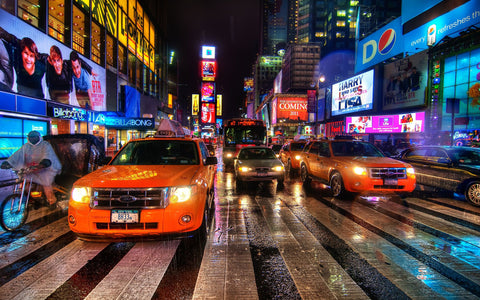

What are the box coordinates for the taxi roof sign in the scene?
[155,119,185,137]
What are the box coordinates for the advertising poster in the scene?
[275,96,308,122]
[346,112,425,134]
[331,69,374,116]
[383,51,427,110]
[200,103,215,124]
[201,60,216,81]
[201,82,215,102]
[0,10,106,111]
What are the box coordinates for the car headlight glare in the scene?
[295,155,301,160]
[273,166,284,172]
[226,153,233,158]
[171,186,193,203]
[239,166,251,172]
[71,187,91,203]
[353,167,367,175]
[407,167,415,175]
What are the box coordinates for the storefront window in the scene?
[72,5,88,56]
[91,21,104,65]
[18,0,46,31]
[48,0,68,44]
[106,34,117,68]
[118,44,127,74]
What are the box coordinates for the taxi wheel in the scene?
[330,172,345,198]
[300,164,311,187]
[236,178,245,190]
[465,181,480,206]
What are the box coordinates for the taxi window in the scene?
[318,142,330,157]
[111,140,199,165]
[291,142,305,151]
[199,141,209,163]
[405,149,428,161]
[331,141,383,157]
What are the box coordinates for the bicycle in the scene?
[0,166,51,231]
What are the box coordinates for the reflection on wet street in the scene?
[2,157,480,299]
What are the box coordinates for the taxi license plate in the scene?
[257,171,267,177]
[111,209,139,223]
[384,178,398,185]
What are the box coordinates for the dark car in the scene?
[270,144,282,157]
[396,146,480,206]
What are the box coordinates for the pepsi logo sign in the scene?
[362,28,396,64]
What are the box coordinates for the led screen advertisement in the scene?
[331,69,374,117]
[274,96,308,123]
[202,46,216,59]
[383,51,427,110]
[201,60,216,81]
[0,10,106,111]
[346,112,425,134]
[200,103,216,124]
[201,82,215,102]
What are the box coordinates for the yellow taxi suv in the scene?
[299,138,416,198]
[68,126,217,240]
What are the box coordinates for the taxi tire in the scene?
[465,181,480,207]
[300,164,311,188]
[330,172,346,198]
[236,178,245,191]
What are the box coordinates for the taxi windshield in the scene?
[331,141,384,157]
[111,140,199,165]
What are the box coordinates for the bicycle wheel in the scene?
[0,193,29,231]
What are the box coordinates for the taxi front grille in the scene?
[91,188,169,209]
[96,222,158,230]
[369,168,406,179]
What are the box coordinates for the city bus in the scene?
[222,118,267,166]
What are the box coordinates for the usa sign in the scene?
[355,17,404,73]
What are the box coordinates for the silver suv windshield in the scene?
[111,140,199,165]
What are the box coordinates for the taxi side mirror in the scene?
[205,156,217,165]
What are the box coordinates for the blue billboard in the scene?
[355,18,404,73]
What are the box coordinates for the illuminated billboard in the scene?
[192,94,199,115]
[202,46,216,59]
[201,60,216,81]
[201,82,215,102]
[216,94,222,116]
[200,103,216,124]
[346,112,425,134]
[274,96,308,123]
[0,10,106,111]
[244,77,254,92]
[331,69,374,116]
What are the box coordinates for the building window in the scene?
[136,58,142,90]
[118,44,127,74]
[128,52,135,84]
[48,0,68,43]
[336,21,346,27]
[337,10,346,17]
[91,21,104,65]
[1,0,15,14]
[72,5,88,56]
[106,34,117,68]
[18,0,46,31]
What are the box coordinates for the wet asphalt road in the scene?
[1,161,480,299]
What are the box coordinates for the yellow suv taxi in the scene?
[68,121,217,240]
[300,138,415,198]
[279,140,307,175]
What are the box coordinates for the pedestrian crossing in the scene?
[1,174,480,299]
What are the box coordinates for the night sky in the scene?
[166,0,261,121]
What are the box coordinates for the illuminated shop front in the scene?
[0,0,166,154]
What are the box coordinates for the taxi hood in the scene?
[338,156,411,167]
[73,165,199,188]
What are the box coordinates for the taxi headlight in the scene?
[170,186,196,203]
[294,155,301,160]
[239,166,251,172]
[272,165,284,172]
[407,167,415,175]
[71,187,91,203]
[353,167,367,176]
[226,153,233,158]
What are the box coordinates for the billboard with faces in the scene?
[0,9,106,111]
